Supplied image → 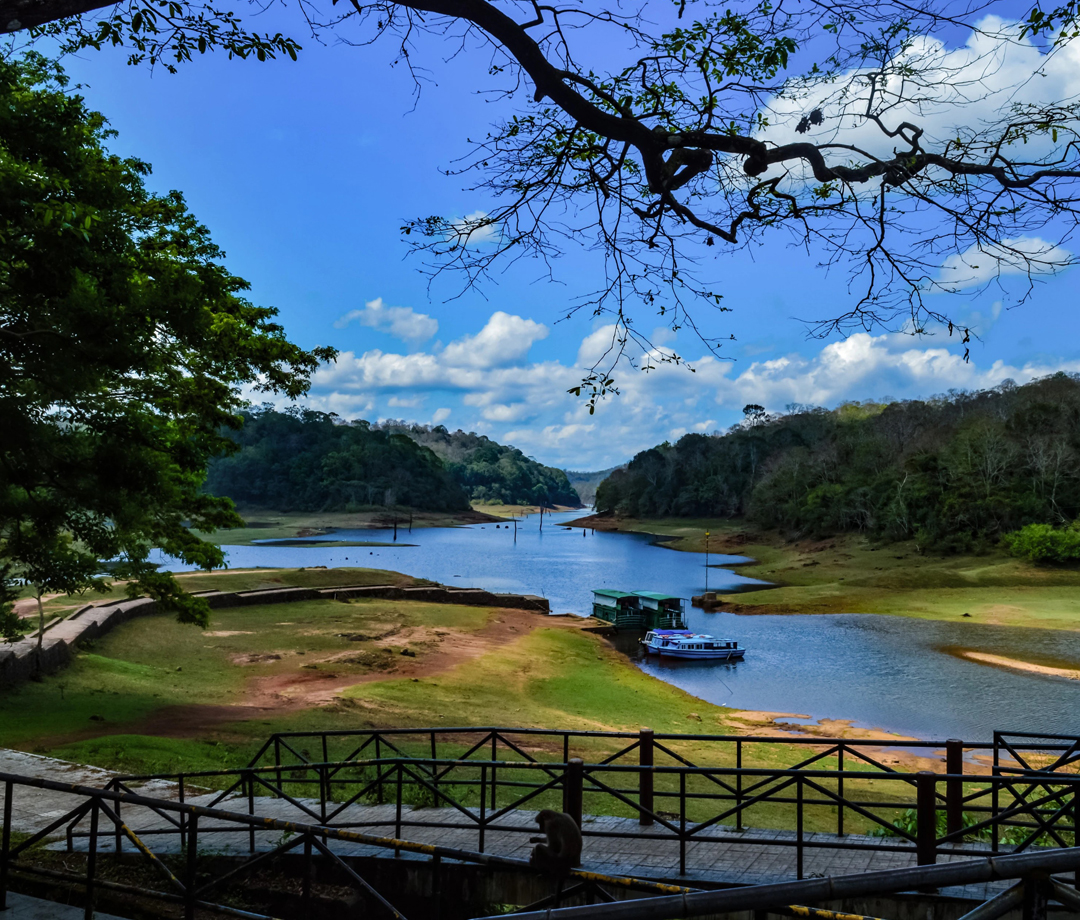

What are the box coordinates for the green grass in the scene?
[578,516,1080,631]
[0,595,495,762]
[344,627,735,733]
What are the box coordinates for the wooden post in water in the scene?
[705,530,710,592]
[409,511,413,533]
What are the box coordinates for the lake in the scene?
[157,511,1080,741]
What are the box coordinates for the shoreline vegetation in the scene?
[567,513,1080,633]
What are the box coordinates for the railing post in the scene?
[479,764,487,853]
[639,729,654,826]
[1,779,12,912]
[185,813,199,920]
[796,775,804,880]
[1074,784,1080,891]
[946,739,964,836]
[679,771,687,876]
[992,741,1000,853]
[84,800,99,920]
[320,765,328,824]
[837,745,844,837]
[736,739,744,832]
[302,833,313,920]
[114,793,123,855]
[247,770,256,854]
[916,771,938,866]
[395,764,403,847]
[564,758,584,830]
[375,737,384,804]
[178,774,187,851]
[1022,874,1050,920]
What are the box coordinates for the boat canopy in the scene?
[633,591,683,602]
[651,629,694,636]
[592,589,639,601]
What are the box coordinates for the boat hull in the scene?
[645,645,745,660]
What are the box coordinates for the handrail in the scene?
[483,847,1080,920]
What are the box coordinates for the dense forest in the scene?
[205,408,470,512]
[204,408,580,512]
[375,421,581,506]
[596,374,1080,553]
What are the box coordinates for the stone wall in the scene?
[0,583,549,687]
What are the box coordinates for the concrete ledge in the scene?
[0,581,549,687]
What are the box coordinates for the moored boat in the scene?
[642,629,745,660]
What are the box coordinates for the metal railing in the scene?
[91,728,1080,881]
[0,770,688,920]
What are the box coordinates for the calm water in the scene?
[156,511,1080,741]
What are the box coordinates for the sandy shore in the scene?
[960,650,1080,681]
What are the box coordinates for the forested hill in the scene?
[596,374,1080,553]
[566,467,623,506]
[375,421,581,506]
[205,409,470,512]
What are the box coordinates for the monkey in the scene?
[529,809,582,877]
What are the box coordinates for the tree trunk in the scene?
[35,592,44,671]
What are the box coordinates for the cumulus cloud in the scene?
[334,298,438,344]
[304,304,1080,469]
[937,237,1073,291]
[442,311,549,368]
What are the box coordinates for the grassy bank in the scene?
[2,565,743,770]
[570,515,1080,631]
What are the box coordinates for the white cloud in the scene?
[304,306,1080,469]
[442,311,549,368]
[334,297,438,344]
[757,18,1080,180]
[937,237,1073,291]
[387,395,425,408]
[448,210,500,248]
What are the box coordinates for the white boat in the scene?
[642,629,745,660]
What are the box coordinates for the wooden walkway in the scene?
[0,750,1025,905]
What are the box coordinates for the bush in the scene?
[1002,523,1080,565]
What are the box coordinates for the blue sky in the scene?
[40,9,1080,469]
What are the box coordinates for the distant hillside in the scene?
[376,421,581,507]
[597,374,1080,553]
[566,467,623,506]
[205,408,470,513]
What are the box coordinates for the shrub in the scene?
[1001,523,1080,565]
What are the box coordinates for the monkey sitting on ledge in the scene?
[529,809,582,877]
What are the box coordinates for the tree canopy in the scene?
[597,373,1080,553]
[4,0,1080,396]
[0,54,335,625]
[204,408,472,512]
